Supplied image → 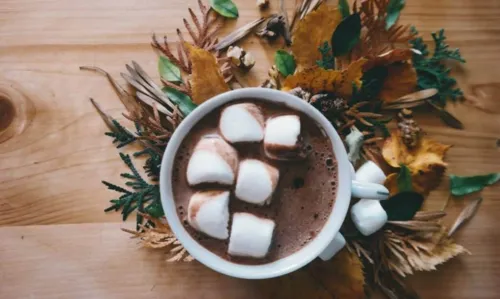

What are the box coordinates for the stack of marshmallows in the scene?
[185,103,303,259]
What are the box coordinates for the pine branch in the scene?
[410,27,466,106]
[316,41,335,70]
[104,119,136,148]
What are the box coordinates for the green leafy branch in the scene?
[105,119,136,148]
[410,27,466,106]
[316,41,335,70]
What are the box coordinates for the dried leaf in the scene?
[185,43,230,104]
[381,191,424,221]
[210,0,238,18]
[382,132,451,195]
[291,3,342,69]
[213,18,265,50]
[331,13,361,57]
[338,0,350,19]
[275,50,296,77]
[388,220,441,232]
[383,88,438,110]
[325,248,365,299]
[158,56,182,82]
[450,173,500,196]
[282,58,366,97]
[346,127,364,164]
[386,0,405,30]
[380,63,417,103]
[413,210,446,221]
[427,100,464,130]
[448,198,482,236]
[364,48,418,71]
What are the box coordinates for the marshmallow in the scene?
[228,212,275,258]
[186,135,238,186]
[351,199,388,236]
[219,103,265,143]
[355,161,386,184]
[187,190,230,240]
[235,159,279,205]
[264,115,307,160]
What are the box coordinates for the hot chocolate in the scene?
[171,100,338,264]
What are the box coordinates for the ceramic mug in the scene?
[160,88,388,279]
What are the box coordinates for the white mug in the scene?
[160,88,387,279]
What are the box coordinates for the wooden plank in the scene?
[0,223,331,299]
[0,0,499,298]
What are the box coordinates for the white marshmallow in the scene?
[219,103,265,143]
[355,161,386,184]
[186,135,238,186]
[187,190,230,240]
[228,212,275,258]
[351,199,388,236]
[264,115,301,147]
[235,159,279,205]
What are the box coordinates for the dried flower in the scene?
[227,46,255,70]
[257,0,269,9]
[256,14,291,45]
[397,108,420,148]
[260,65,281,89]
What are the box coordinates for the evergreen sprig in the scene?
[316,41,335,70]
[103,120,165,230]
[104,119,136,148]
[410,27,466,106]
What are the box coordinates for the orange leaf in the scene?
[291,3,342,70]
[185,43,229,104]
[382,132,451,195]
[282,58,367,97]
[380,62,417,103]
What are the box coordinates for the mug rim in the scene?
[159,88,352,279]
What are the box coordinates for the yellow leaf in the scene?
[291,4,342,70]
[380,63,417,103]
[382,132,451,195]
[185,43,229,104]
[282,58,367,97]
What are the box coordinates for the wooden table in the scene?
[1,0,499,298]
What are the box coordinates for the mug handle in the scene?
[319,233,346,261]
[351,180,389,200]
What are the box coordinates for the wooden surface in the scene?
[1,0,500,298]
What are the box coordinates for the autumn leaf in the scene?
[309,248,365,299]
[185,43,229,104]
[291,3,342,69]
[382,132,451,195]
[380,62,417,103]
[282,58,367,97]
[364,48,417,71]
[385,229,469,277]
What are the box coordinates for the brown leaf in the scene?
[282,58,367,97]
[382,132,451,195]
[311,248,365,299]
[291,3,342,69]
[388,220,441,232]
[185,43,230,104]
[413,210,446,221]
[383,88,438,110]
[448,197,482,237]
[380,63,417,103]
[364,48,417,70]
[427,100,464,129]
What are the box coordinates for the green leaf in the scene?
[275,50,296,77]
[331,13,361,57]
[162,87,197,116]
[210,0,238,19]
[381,191,424,221]
[338,0,350,19]
[158,56,181,83]
[385,0,405,30]
[397,164,413,192]
[316,41,335,70]
[450,173,500,196]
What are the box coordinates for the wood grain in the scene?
[0,0,499,298]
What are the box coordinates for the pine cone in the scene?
[398,108,421,148]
